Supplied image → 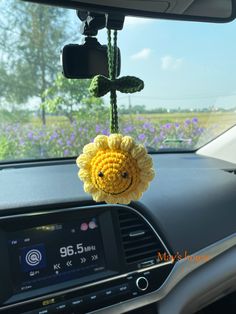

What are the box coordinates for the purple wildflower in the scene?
[28,131,34,140]
[123,125,133,133]
[164,123,172,129]
[49,133,57,141]
[95,125,101,133]
[143,122,151,129]
[137,116,145,121]
[138,133,146,141]
[153,137,160,143]
[102,129,109,135]
[57,139,63,146]
[70,132,75,141]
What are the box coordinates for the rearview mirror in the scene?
[22,0,235,23]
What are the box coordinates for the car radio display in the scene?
[7,216,106,293]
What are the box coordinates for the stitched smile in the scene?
[98,178,133,195]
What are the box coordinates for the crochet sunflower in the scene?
[76,29,155,204]
[76,134,155,204]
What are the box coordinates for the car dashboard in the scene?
[0,153,236,314]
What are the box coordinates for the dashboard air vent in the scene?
[118,208,169,265]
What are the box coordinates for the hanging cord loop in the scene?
[89,29,144,134]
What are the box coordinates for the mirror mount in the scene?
[106,13,125,30]
[78,10,124,36]
[78,11,106,36]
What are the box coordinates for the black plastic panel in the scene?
[0,153,235,257]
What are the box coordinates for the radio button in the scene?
[136,277,149,291]
[38,309,49,314]
[71,297,84,307]
[26,308,52,314]
[102,287,115,298]
[88,293,98,301]
[118,283,129,293]
[53,302,69,312]
[84,292,100,306]
[104,289,112,296]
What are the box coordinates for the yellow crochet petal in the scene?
[93,191,106,202]
[83,142,98,157]
[131,190,143,201]
[137,181,149,192]
[131,144,147,160]
[84,182,96,194]
[78,169,91,181]
[76,153,91,168]
[142,169,155,181]
[137,155,153,169]
[104,195,117,204]
[108,133,123,150]
[120,136,134,152]
[94,135,108,149]
[115,196,130,204]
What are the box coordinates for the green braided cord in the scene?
[109,30,118,133]
[89,75,144,98]
[110,89,118,133]
[113,30,118,79]
[107,29,113,79]
[89,29,144,134]
[111,31,120,133]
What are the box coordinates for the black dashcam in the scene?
[61,37,121,79]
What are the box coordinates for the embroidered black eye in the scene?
[121,172,128,178]
[98,171,104,177]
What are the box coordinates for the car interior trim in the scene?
[91,232,236,313]
[0,205,236,312]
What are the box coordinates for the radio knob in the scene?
[136,276,149,291]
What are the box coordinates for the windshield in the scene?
[0,1,236,161]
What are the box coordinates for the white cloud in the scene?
[161,55,183,70]
[131,48,151,61]
[125,16,153,26]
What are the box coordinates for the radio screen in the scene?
[7,216,106,293]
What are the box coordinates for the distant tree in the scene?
[0,0,72,124]
[43,73,106,123]
[120,104,147,114]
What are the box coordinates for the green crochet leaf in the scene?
[89,75,144,98]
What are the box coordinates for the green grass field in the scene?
[28,111,236,141]
[31,111,236,130]
[128,111,236,129]
[0,110,235,160]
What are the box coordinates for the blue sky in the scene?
[1,1,235,111]
[95,17,236,110]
